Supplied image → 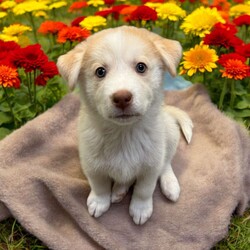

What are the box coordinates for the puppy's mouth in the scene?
[109,113,141,122]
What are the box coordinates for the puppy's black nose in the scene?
[112,90,133,110]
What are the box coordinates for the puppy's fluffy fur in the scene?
[57,26,193,225]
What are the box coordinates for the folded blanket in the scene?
[0,84,249,250]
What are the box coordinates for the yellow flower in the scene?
[180,7,225,37]
[80,15,107,31]
[156,3,186,21]
[33,10,48,18]
[229,4,250,17]
[181,44,218,76]
[49,1,67,10]
[144,3,162,10]
[0,34,18,42]
[87,0,104,7]
[0,1,16,9]
[0,12,7,18]
[12,1,48,15]
[3,24,32,36]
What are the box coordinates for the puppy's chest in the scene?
[82,126,162,178]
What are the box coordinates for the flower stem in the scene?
[219,79,228,110]
[230,80,236,109]
[28,12,38,43]
[2,86,17,128]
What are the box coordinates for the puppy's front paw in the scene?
[87,191,111,218]
[160,175,180,202]
[129,198,153,225]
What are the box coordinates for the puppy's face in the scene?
[57,26,182,125]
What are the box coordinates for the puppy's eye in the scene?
[95,67,106,78]
[136,62,147,74]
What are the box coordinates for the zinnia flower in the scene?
[0,0,16,10]
[12,1,48,15]
[11,44,48,72]
[71,16,86,27]
[230,4,250,17]
[38,21,67,35]
[235,43,250,58]
[2,24,32,36]
[49,1,67,10]
[68,1,88,12]
[181,44,218,76]
[0,12,7,18]
[156,3,186,21]
[0,40,20,68]
[233,14,250,26]
[0,34,18,42]
[220,59,250,80]
[35,61,59,86]
[203,24,243,48]
[218,53,246,66]
[80,15,107,31]
[87,0,104,7]
[57,26,90,43]
[180,7,225,37]
[130,6,158,21]
[0,65,20,88]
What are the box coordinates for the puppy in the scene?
[57,26,193,225]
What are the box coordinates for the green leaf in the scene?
[0,112,13,126]
[0,127,12,140]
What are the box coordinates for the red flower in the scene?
[57,26,90,43]
[71,16,86,27]
[35,61,59,86]
[218,53,246,66]
[213,22,238,34]
[130,6,157,21]
[0,41,20,68]
[220,59,250,80]
[233,14,250,26]
[11,44,48,72]
[0,40,20,52]
[38,21,67,35]
[68,1,88,12]
[203,24,243,49]
[104,0,115,5]
[142,0,164,3]
[235,43,250,58]
[95,8,114,18]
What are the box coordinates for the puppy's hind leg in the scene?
[111,180,134,203]
[160,163,180,202]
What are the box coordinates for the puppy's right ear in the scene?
[57,42,87,90]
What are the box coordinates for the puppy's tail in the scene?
[165,106,193,144]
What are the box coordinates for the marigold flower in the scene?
[0,0,16,9]
[12,1,48,15]
[0,65,20,88]
[2,24,32,36]
[210,0,230,12]
[71,16,86,27]
[38,21,67,35]
[230,4,250,17]
[11,44,48,72]
[203,24,243,48]
[181,44,218,76]
[49,1,67,10]
[57,26,90,43]
[80,15,107,31]
[0,34,18,43]
[87,0,104,7]
[68,1,88,12]
[235,43,250,58]
[180,7,225,37]
[156,3,186,21]
[0,12,7,18]
[233,14,250,26]
[130,6,157,21]
[220,59,250,80]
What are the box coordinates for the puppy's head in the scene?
[57,26,182,125]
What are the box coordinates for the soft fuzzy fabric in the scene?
[0,84,249,250]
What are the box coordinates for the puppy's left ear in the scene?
[153,38,182,77]
[57,41,87,90]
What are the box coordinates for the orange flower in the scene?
[0,65,20,88]
[38,21,67,35]
[68,1,88,12]
[57,26,90,43]
[220,59,250,80]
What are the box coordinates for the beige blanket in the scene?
[0,84,249,250]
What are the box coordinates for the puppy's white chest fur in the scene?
[79,110,166,184]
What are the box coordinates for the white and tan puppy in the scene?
[57,26,193,225]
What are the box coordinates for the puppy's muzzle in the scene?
[111,90,133,111]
